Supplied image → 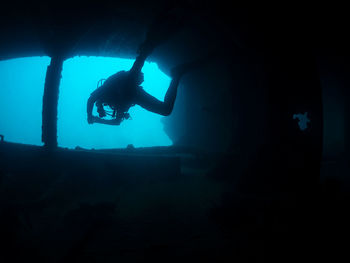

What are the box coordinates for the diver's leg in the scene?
[162,74,181,114]
[134,90,167,116]
[134,59,208,116]
[134,53,215,116]
[135,74,182,116]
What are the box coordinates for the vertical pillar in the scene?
[42,56,63,149]
[344,65,350,156]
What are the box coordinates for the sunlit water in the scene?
[0,56,173,149]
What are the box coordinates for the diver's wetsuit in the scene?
[91,71,138,113]
[86,46,214,125]
[87,66,182,126]
[87,8,199,125]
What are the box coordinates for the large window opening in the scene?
[0,56,51,146]
[58,56,173,149]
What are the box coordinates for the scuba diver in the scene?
[87,7,210,125]
[86,44,216,125]
[86,45,217,125]
[86,48,192,125]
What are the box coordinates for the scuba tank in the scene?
[95,71,134,121]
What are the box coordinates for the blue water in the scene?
[0,56,50,145]
[0,56,173,149]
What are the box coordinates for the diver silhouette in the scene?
[87,31,204,124]
[87,56,191,125]
[86,7,211,126]
[86,48,217,125]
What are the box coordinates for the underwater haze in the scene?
[0,56,173,149]
[0,57,50,145]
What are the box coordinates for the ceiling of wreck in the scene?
[1,1,348,69]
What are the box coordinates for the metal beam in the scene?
[42,56,63,149]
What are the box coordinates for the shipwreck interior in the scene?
[0,1,349,262]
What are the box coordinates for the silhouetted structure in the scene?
[86,7,200,126]
[42,56,63,149]
[0,2,349,263]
